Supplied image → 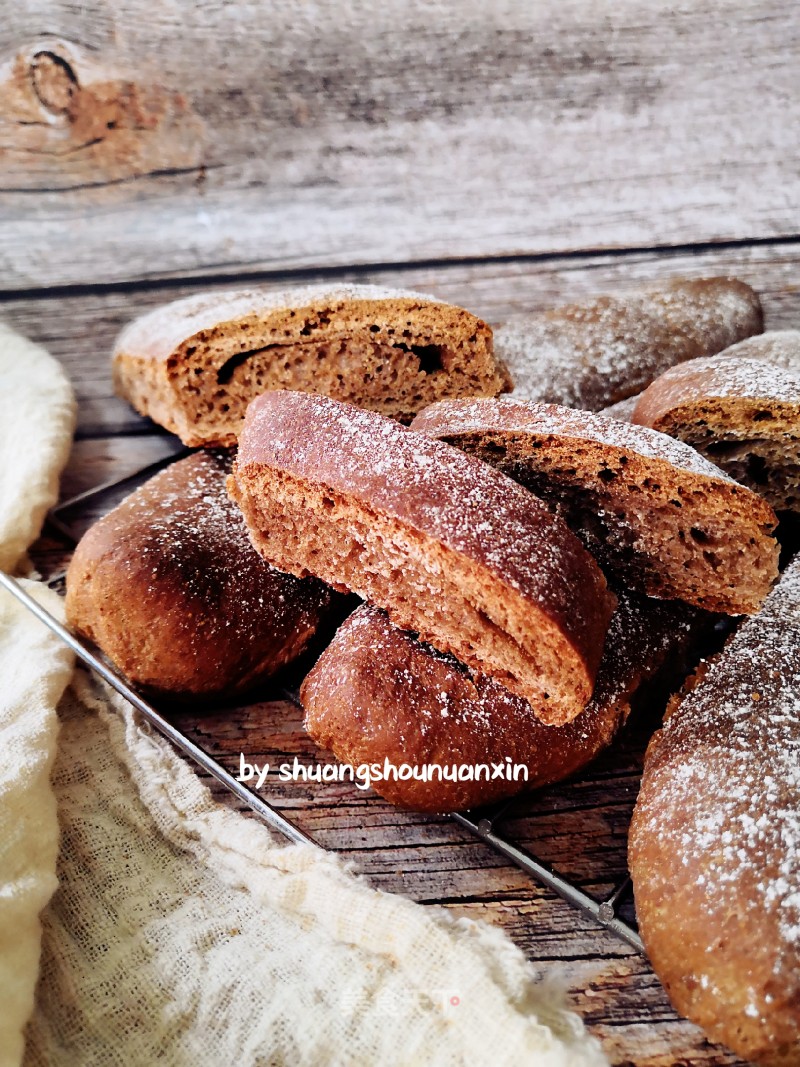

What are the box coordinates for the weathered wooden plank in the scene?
[3,238,800,437]
[1,0,798,288]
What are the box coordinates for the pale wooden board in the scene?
[1,0,799,288]
[2,238,799,438]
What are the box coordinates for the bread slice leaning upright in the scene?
[412,398,780,614]
[228,391,616,726]
[112,283,510,446]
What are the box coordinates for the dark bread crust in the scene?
[112,283,510,446]
[412,398,780,614]
[229,391,616,725]
[632,353,800,513]
[301,594,715,813]
[65,450,334,701]
[629,555,800,1065]
[495,277,763,411]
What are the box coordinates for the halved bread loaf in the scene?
[229,392,616,725]
[66,450,334,701]
[301,593,715,813]
[632,352,800,514]
[412,398,780,614]
[494,277,762,410]
[112,283,509,446]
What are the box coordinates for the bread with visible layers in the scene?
[301,593,715,813]
[495,277,762,411]
[412,398,779,614]
[629,554,800,1066]
[66,450,334,701]
[229,392,616,726]
[632,351,800,513]
[113,283,510,446]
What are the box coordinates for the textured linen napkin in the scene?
[0,323,608,1067]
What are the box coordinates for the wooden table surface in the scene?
[5,3,800,1063]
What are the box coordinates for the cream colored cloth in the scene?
[0,324,609,1066]
[0,584,74,1067]
[0,324,76,574]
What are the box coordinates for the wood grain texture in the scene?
[1,0,799,288]
[3,239,799,437]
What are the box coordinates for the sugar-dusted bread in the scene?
[601,331,800,426]
[112,283,510,446]
[412,398,779,614]
[229,392,615,725]
[66,450,334,701]
[718,329,800,375]
[301,593,715,813]
[632,351,800,514]
[629,555,800,1066]
[495,277,762,411]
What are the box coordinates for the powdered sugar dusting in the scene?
[640,353,800,406]
[719,330,800,375]
[414,397,740,485]
[115,282,448,361]
[105,450,328,644]
[640,555,800,983]
[495,279,760,409]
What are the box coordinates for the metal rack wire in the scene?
[4,451,645,955]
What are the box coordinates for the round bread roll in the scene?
[301,592,713,813]
[629,555,800,1065]
[66,450,334,701]
[632,352,800,514]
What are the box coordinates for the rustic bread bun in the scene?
[494,277,762,411]
[229,391,615,725]
[629,555,800,1065]
[632,352,800,514]
[412,398,779,614]
[112,283,510,446]
[301,593,715,813]
[66,450,334,701]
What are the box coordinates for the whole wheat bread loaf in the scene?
[113,283,510,446]
[495,277,762,411]
[412,398,779,614]
[301,592,715,813]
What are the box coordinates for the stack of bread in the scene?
[64,278,800,1064]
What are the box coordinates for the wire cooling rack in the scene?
[3,448,648,955]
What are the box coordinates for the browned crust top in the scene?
[493,277,762,409]
[301,591,710,812]
[632,354,800,429]
[413,397,737,481]
[112,282,489,366]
